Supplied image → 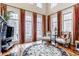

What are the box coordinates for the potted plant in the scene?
[3,11,13,21]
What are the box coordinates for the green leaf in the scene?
[3,11,10,21]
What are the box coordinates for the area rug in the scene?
[23,43,69,56]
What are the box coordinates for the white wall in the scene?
[5,3,47,15]
[47,3,76,15]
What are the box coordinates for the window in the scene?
[62,12,72,32]
[62,8,73,32]
[25,11,32,42]
[51,3,57,8]
[62,7,73,44]
[36,3,42,8]
[7,8,20,43]
[51,14,58,39]
[37,14,42,39]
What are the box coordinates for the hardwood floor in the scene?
[1,43,79,56]
[57,44,79,56]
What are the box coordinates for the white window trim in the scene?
[51,13,58,37]
[62,7,74,44]
[7,7,20,43]
[25,11,33,42]
[37,14,43,39]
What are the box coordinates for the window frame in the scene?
[37,14,43,39]
[62,7,74,44]
[51,14,58,38]
[25,11,33,42]
[62,12,73,33]
[7,9,20,43]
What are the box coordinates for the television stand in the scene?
[1,37,13,53]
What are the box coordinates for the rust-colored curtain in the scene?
[0,3,2,15]
[42,15,46,36]
[57,11,62,37]
[32,12,37,42]
[19,9,25,44]
[73,4,79,43]
[0,3,7,16]
[47,15,51,32]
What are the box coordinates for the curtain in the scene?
[20,9,25,44]
[73,4,79,43]
[47,15,51,32]
[32,12,37,42]
[57,11,62,37]
[0,3,7,16]
[42,15,46,36]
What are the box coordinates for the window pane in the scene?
[51,15,58,39]
[37,14,42,39]
[62,12,72,32]
[10,12,19,19]
[25,11,32,41]
[63,13,72,20]
[7,11,19,42]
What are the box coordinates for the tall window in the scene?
[7,6,20,43]
[25,11,32,42]
[62,8,73,33]
[36,3,42,8]
[51,14,58,39]
[37,14,42,39]
[62,12,72,32]
[62,7,73,44]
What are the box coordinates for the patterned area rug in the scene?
[23,43,69,56]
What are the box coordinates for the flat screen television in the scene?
[75,41,79,51]
[6,26,14,38]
